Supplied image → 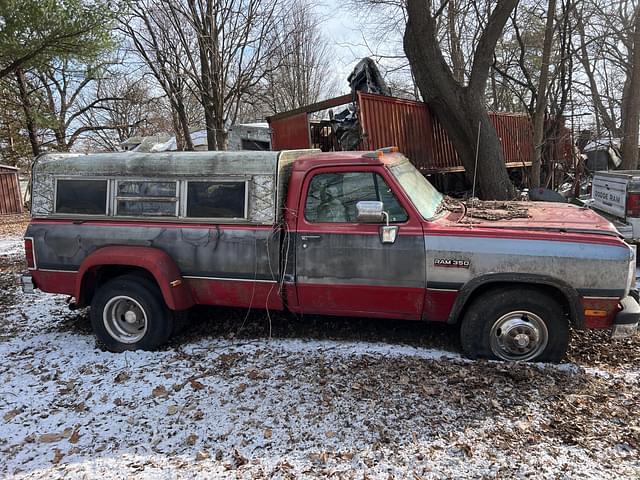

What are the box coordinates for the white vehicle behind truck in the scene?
[592,170,640,242]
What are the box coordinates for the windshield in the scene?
[389,160,443,220]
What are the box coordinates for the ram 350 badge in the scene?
[433,258,471,268]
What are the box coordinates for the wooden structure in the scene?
[0,164,23,214]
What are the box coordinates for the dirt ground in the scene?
[0,222,639,479]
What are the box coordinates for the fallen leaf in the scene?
[192,410,204,421]
[186,434,197,446]
[167,405,178,415]
[114,371,130,383]
[236,383,247,394]
[264,428,272,439]
[3,409,20,422]
[325,431,336,438]
[233,448,247,467]
[40,432,65,443]
[195,450,209,461]
[152,385,168,398]
[52,448,63,464]
[69,427,80,444]
[190,379,205,390]
[422,386,437,395]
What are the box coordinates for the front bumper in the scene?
[21,274,34,294]
[612,295,640,339]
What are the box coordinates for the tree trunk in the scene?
[170,108,185,151]
[622,6,640,170]
[531,0,556,188]
[404,0,516,200]
[15,69,41,157]
[174,95,194,151]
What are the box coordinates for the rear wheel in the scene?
[460,288,570,362]
[90,275,173,352]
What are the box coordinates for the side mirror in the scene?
[356,201,385,223]
[356,200,399,244]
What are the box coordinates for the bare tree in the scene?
[79,75,170,151]
[255,0,338,116]
[159,0,289,150]
[121,1,196,150]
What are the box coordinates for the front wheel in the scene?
[90,275,174,352]
[460,288,570,362]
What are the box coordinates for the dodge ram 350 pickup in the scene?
[21,148,640,362]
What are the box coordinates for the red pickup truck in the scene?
[22,148,639,362]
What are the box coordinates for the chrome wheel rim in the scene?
[489,310,548,361]
[103,296,148,344]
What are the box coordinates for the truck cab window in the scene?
[55,179,107,215]
[305,172,407,223]
[186,181,246,218]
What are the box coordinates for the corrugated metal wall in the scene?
[358,92,534,173]
[268,93,570,175]
[0,167,23,215]
[270,112,311,151]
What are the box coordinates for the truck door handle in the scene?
[300,235,321,241]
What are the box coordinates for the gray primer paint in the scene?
[27,223,280,282]
[295,232,425,288]
[425,235,633,295]
[31,151,279,223]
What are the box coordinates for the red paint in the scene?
[187,278,283,310]
[31,270,76,295]
[423,289,458,322]
[270,112,311,150]
[581,297,620,329]
[77,246,195,310]
[292,283,425,320]
[292,163,427,318]
[24,238,35,269]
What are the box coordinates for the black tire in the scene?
[172,309,191,336]
[460,287,570,362]
[90,274,174,352]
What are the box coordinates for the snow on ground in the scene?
[1,232,639,479]
[0,237,23,260]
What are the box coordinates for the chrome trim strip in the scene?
[581,296,622,300]
[38,268,79,273]
[182,275,277,283]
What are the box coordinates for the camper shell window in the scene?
[55,179,108,215]
[186,181,247,219]
[115,180,178,217]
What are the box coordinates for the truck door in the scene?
[294,167,426,319]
